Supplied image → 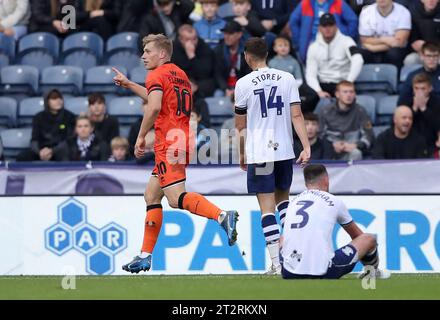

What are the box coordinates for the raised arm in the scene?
[112,67,149,102]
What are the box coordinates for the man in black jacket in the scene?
[29,0,85,36]
[251,0,297,34]
[172,24,217,97]
[87,93,119,145]
[17,89,76,161]
[372,106,428,159]
[138,0,194,49]
[405,0,440,65]
[228,0,266,38]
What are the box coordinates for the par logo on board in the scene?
[44,198,127,275]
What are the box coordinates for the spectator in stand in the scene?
[17,89,76,162]
[108,136,130,162]
[306,13,364,98]
[29,0,86,36]
[87,93,119,145]
[79,0,124,40]
[214,20,251,98]
[268,35,303,82]
[172,24,216,97]
[116,0,152,33]
[55,115,109,161]
[228,0,266,38]
[190,77,211,127]
[190,102,211,152]
[288,0,358,62]
[399,42,440,102]
[0,0,31,40]
[405,0,440,65]
[398,73,440,149]
[138,0,194,44]
[372,106,428,159]
[251,0,297,35]
[194,0,226,49]
[318,81,374,160]
[268,35,320,113]
[294,112,335,160]
[359,0,411,70]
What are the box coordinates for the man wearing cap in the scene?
[214,20,251,97]
[288,0,358,62]
[306,13,364,98]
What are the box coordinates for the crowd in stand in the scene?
[1,0,440,162]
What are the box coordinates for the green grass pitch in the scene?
[0,274,439,300]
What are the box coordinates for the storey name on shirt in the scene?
[251,72,283,86]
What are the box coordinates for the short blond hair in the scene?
[142,34,173,58]
[111,136,129,151]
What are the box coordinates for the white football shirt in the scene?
[281,189,353,276]
[234,67,301,164]
[359,3,411,38]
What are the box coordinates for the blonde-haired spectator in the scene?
[109,136,130,162]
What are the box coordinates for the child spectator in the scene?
[194,0,226,49]
[268,35,303,83]
[109,136,130,162]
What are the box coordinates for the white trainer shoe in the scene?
[265,264,282,275]
[358,267,391,279]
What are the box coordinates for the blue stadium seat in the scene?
[106,32,141,71]
[18,97,44,127]
[129,66,147,85]
[1,65,39,95]
[17,32,59,71]
[356,95,376,124]
[355,64,398,94]
[400,64,423,83]
[0,128,32,159]
[40,66,83,95]
[0,97,18,129]
[377,95,399,125]
[84,66,126,94]
[205,96,234,126]
[108,97,143,125]
[372,125,390,138]
[313,97,335,115]
[61,32,104,71]
[119,125,131,139]
[64,96,89,115]
[0,34,15,69]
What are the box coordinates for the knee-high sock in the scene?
[277,200,289,230]
[361,246,379,268]
[141,204,163,254]
[178,192,222,220]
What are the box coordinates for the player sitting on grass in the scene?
[281,164,390,279]
[113,34,239,273]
